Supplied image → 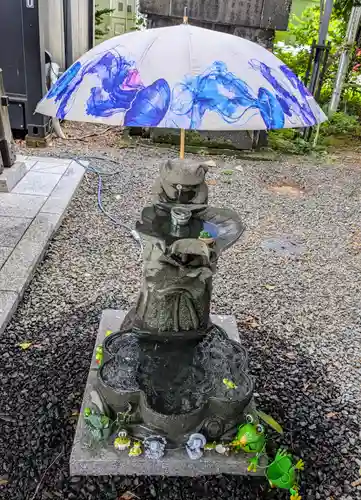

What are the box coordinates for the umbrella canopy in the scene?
[36,24,327,131]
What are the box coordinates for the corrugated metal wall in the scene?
[42,0,66,68]
[71,0,92,61]
[42,0,92,68]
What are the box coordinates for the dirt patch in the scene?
[268,183,304,197]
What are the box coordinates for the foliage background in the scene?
[275,4,361,116]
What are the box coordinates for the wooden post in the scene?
[0,69,16,169]
[180,128,185,159]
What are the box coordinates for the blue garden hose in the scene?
[70,156,142,249]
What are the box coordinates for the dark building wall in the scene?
[140,0,292,31]
[146,14,275,48]
[140,0,292,150]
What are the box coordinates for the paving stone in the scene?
[0,160,85,328]
[0,291,19,335]
[70,310,263,477]
[0,162,27,192]
[0,216,31,247]
[12,171,62,197]
[0,246,12,268]
[0,213,62,294]
[24,159,38,171]
[16,155,27,162]
[40,161,86,214]
[65,160,87,179]
[31,161,70,175]
[25,156,72,165]
[0,193,46,218]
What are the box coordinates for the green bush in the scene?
[268,129,313,154]
[320,112,361,136]
[268,112,361,155]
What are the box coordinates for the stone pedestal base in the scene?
[25,134,52,148]
[70,309,266,477]
[0,162,26,192]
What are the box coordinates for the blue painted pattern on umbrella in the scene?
[249,60,316,127]
[44,52,317,129]
[171,61,288,129]
[46,50,171,126]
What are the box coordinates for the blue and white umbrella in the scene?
[36,23,327,132]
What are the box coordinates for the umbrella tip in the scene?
[183,6,188,24]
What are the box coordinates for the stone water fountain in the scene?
[99,158,253,440]
[71,159,261,476]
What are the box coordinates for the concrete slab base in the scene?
[0,162,27,192]
[70,309,265,477]
[0,157,86,334]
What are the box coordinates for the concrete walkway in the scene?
[0,155,85,334]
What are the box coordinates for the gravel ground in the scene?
[1,127,361,500]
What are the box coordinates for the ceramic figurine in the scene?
[144,435,167,460]
[222,378,238,390]
[129,441,143,457]
[266,449,304,500]
[215,443,229,455]
[198,230,214,246]
[95,345,103,366]
[186,433,207,460]
[83,407,111,443]
[230,418,266,472]
[114,430,131,451]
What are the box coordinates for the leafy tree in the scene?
[334,0,361,22]
[95,6,115,40]
[275,5,361,115]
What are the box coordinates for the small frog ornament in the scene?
[95,345,103,366]
[230,417,266,472]
[230,410,284,472]
[129,441,143,457]
[266,449,304,500]
[114,430,131,451]
[83,407,111,443]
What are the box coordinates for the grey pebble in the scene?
[1,143,360,499]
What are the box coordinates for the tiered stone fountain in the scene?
[70,159,261,476]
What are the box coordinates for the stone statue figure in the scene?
[122,158,244,335]
[152,159,209,208]
[97,159,254,446]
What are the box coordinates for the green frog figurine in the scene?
[83,407,111,443]
[129,441,143,457]
[95,345,103,366]
[230,416,266,472]
[266,449,304,500]
[114,429,131,451]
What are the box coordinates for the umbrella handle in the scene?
[180,128,185,159]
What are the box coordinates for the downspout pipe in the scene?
[63,0,73,68]
[89,0,94,49]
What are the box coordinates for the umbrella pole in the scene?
[179,7,188,160]
[180,128,185,159]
